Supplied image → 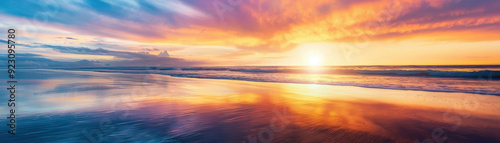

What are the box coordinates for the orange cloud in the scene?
[2,0,499,65]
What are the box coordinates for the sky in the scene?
[0,0,499,67]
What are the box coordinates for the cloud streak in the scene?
[2,0,498,44]
[0,0,498,66]
[3,43,203,68]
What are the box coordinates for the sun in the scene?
[308,57,322,66]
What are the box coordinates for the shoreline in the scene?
[53,68,500,96]
[3,68,500,142]
[20,69,500,116]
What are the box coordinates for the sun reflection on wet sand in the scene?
[3,69,500,142]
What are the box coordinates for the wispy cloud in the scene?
[1,42,203,67]
[0,0,498,66]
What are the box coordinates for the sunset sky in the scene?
[1,0,499,67]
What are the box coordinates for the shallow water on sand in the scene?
[79,65,500,95]
[2,69,500,142]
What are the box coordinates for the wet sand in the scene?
[2,69,500,142]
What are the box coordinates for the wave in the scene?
[182,68,499,79]
[357,70,500,79]
[68,65,500,95]
[76,67,500,96]
[74,66,500,79]
[162,74,499,96]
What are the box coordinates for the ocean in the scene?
[2,67,499,142]
[72,65,500,95]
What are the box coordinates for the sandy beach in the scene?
[2,69,500,142]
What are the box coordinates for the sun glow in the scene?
[308,57,322,66]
